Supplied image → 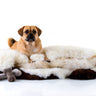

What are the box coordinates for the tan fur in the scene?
[8,38,16,47]
[8,26,42,57]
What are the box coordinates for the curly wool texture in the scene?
[0,46,96,79]
[21,68,72,79]
[43,46,96,60]
[30,54,44,61]
[29,46,96,70]
[0,49,28,71]
[19,46,96,79]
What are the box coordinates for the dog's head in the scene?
[18,26,42,42]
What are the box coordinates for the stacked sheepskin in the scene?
[0,46,96,79]
[0,49,28,71]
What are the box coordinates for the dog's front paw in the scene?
[45,58,51,63]
[8,75,16,82]
[46,60,51,63]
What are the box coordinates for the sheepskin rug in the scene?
[0,49,28,71]
[1,46,96,79]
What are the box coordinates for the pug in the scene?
[8,26,50,62]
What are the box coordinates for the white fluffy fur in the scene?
[20,46,96,79]
[1,46,96,78]
[50,57,96,70]
[20,61,50,69]
[0,49,28,71]
[30,54,44,61]
[30,46,96,70]
[43,46,96,60]
[21,68,72,79]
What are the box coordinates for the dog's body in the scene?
[8,26,42,57]
[8,37,42,57]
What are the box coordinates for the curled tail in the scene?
[8,38,16,47]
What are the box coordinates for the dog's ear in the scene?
[35,26,42,36]
[18,26,25,36]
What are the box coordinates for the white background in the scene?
[0,0,96,49]
[0,0,96,96]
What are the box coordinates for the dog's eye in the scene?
[33,30,36,34]
[25,30,29,34]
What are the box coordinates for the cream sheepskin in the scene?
[1,46,96,78]
[21,68,72,79]
[0,49,28,71]
[29,46,96,70]
[19,46,96,78]
[43,46,96,60]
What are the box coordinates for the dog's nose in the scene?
[26,33,35,42]
[29,33,34,38]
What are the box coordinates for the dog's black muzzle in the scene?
[26,33,35,42]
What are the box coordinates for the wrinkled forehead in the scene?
[23,26,36,31]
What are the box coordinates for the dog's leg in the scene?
[28,56,33,63]
[4,68,16,82]
[42,51,51,62]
